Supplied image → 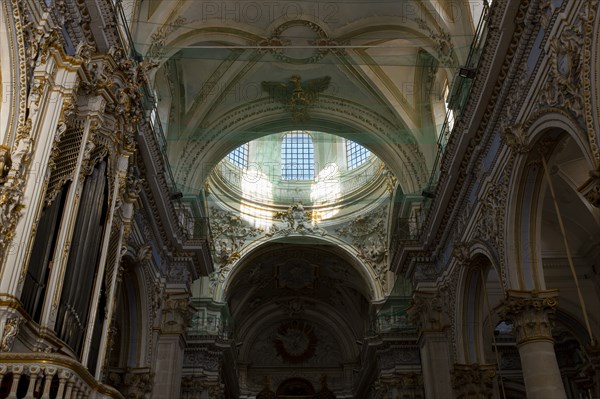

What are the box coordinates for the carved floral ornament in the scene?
[209,207,263,266]
[536,1,588,124]
[258,20,346,65]
[502,123,531,154]
[499,290,559,344]
[336,206,389,288]
[0,316,25,352]
[451,363,495,398]
[108,369,154,399]
[0,146,12,184]
[267,202,327,238]
[406,291,448,332]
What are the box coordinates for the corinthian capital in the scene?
[161,293,194,334]
[452,363,495,398]
[407,290,449,333]
[500,290,559,345]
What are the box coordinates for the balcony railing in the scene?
[0,353,124,399]
[187,315,233,339]
[425,1,493,194]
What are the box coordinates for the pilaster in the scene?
[407,290,453,399]
[0,47,82,301]
[151,290,193,399]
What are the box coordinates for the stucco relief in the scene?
[208,207,264,291]
[267,202,327,237]
[0,316,24,352]
[336,206,389,289]
[535,0,599,150]
[247,321,343,367]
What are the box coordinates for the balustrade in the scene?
[0,353,124,399]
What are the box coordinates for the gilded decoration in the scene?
[0,316,24,352]
[0,146,12,184]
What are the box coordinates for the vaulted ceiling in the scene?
[130,0,481,195]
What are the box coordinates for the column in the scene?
[151,290,193,399]
[501,290,567,399]
[407,290,453,399]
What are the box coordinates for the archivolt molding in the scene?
[458,0,573,295]
[432,238,503,361]
[519,0,600,164]
[501,109,596,289]
[581,0,600,165]
[336,205,390,291]
[207,202,389,302]
[176,96,427,195]
[0,0,22,146]
[216,239,385,306]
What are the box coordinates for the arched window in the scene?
[227,143,249,168]
[346,140,371,170]
[281,131,315,180]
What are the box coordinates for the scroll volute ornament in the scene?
[452,363,495,399]
[499,290,559,345]
[407,290,448,332]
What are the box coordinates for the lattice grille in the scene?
[104,225,121,291]
[45,119,85,205]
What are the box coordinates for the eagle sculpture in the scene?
[262,75,331,122]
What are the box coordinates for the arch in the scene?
[505,114,598,291]
[107,255,151,369]
[0,0,24,146]
[455,248,504,365]
[218,236,386,304]
[588,7,600,166]
[175,100,427,196]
